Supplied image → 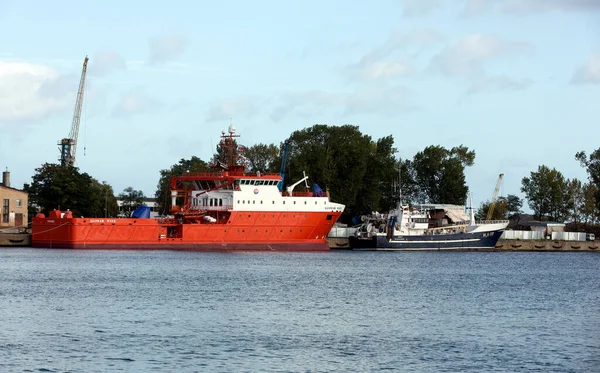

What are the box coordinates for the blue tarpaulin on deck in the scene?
[313,184,324,197]
[131,205,151,218]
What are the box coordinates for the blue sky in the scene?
[1,0,599,209]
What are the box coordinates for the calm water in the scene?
[0,249,598,372]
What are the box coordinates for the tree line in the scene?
[24,124,600,226]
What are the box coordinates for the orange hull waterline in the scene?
[32,127,345,251]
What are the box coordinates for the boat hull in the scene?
[32,210,341,252]
[31,242,328,251]
[348,229,504,251]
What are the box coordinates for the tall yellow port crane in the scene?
[486,173,504,220]
[59,55,89,167]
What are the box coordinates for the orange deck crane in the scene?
[59,55,89,167]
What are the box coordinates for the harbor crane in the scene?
[59,55,89,167]
[486,173,504,220]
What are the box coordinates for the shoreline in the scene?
[2,234,598,252]
[327,237,599,252]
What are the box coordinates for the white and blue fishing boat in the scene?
[349,195,508,251]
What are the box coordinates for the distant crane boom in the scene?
[486,173,504,220]
[59,55,89,167]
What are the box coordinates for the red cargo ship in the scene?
[32,126,345,251]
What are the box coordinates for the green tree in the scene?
[582,182,598,224]
[410,145,475,205]
[118,187,145,216]
[242,143,280,173]
[287,124,374,220]
[97,181,119,218]
[155,156,210,215]
[575,149,600,217]
[359,135,398,214]
[24,163,116,218]
[521,165,571,221]
[398,159,418,204]
[475,194,523,220]
[567,178,585,223]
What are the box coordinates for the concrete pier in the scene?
[0,233,31,247]
[327,237,599,251]
[493,239,599,252]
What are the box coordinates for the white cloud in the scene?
[463,0,600,15]
[88,50,126,76]
[350,28,443,82]
[206,97,262,122]
[430,34,532,77]
[270,90,341,122]
[343,85,416,116]
[112,91,160,117]
[0,61,74,124]
[270,85,416,122]
[571,54,600,85]
[467,75,534,94]
[354,60,413,81]
[403,0,444,16]
[462,0,491,16]
[361,28,444,63]
[502,0,600,14]
[148,35,189,64]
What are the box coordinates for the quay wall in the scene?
[493,239,598,252]
[0,233,31,247]
[327,237,599,251]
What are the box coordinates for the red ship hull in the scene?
[32,210,342,251]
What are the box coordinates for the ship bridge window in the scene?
[219,199,223,206]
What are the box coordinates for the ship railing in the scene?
[180,171,281,178]
[155,217,179,224]
[476,220,510,225]
[188,205,233,212]
[427,225,467,234]
[282,191,330,197]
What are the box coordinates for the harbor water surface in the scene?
[1,249,598,372]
